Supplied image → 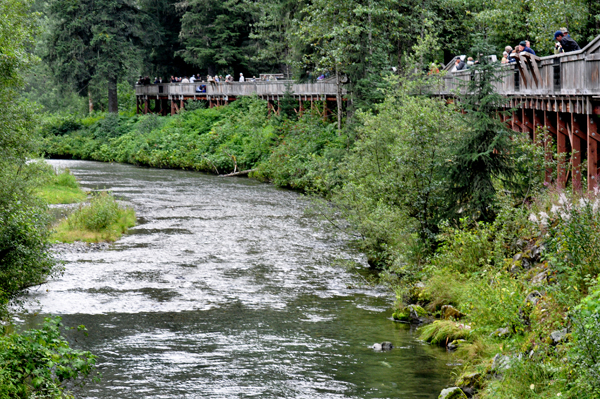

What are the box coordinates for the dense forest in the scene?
[3,0,600,397]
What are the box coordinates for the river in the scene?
[24,160,455,398]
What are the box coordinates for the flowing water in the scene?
[23,160,455,398]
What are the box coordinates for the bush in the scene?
[0,317,97,398]
[67,192,121,232]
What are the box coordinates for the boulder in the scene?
[525,291,542,306]
[460,387,475,398]
[531,271,548,285]
[392,309,410,322]
[381,341,393,350]
[441,305,465,320]
[550,328,568,345]
[491,354,511,372]
[372,343,382,351]
[447,339,466,351]
[456,372,482,389]
[408,304,429,324]
[438,387,468,399]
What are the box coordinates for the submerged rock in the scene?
[372,343,382,351]
[372,342,393,351]
[438,387,468,399]
[408,304,429,324]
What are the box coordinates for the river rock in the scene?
[550,328,568,345]
[441,305,465,320]
[438,387,468,399]
[447,339,466,351]
[372,343,382,351]
[456,372,482,389]
[408,304,428,324]
[460,387,475,398]
[381,341,393,350]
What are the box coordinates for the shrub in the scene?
[67,192,121,231]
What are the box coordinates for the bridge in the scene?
[439,35,600,192]
[135,80,344,118]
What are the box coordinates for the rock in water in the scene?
[372,343,382,351]
[381,341,393,350]
[438,387,468,399]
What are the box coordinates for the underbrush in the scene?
[37,167,87,204]
[51,192,135,243]
[403,188,600,397]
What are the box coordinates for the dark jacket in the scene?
[456,60,466,71]
[560,36,581,52]
[522,47,536,56]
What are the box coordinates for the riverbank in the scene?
[38,87,600,398]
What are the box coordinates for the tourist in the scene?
[190,75,196,83]
[501,51,509,63]
[239,73,245,82]
[519,41,536,56]
[214,75,220,83]
[251,76,257,82]
[153,77,159,84]
[181,76,190,83]
[208,75,216,88]
[466,57,474,68]
[454,57,466,71]
[554,31,580,52]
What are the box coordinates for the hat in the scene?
[503,51,508,56]
[519,41,527,46]
[554,31,564,39]
[560,27,568,33]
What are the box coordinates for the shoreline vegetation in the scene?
[40,76,600,397]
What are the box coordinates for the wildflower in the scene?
[539,212,549,225]
[528,213,538,222]
[559,193,568,206]
[551,205,560,214]
[530,384,535,390]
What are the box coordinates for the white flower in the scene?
[579,198,589,208]
[528,213,538,222]
[559,193,568,205]
[551,205,560,214]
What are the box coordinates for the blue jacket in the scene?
[522,47,536,56]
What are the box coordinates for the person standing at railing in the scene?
[190,75,196,83]
[519,41,536,56]
[181,76,190,83]
[554,31,580,52]
[239,73,244,82]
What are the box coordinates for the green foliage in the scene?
[419,320,472,346]
[67,192,122,232]
[446,38,516,222]
[0,317,97,398]
[37,167,87,205]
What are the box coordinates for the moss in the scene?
[420,320,472,346]
[409,304,428,317]
[392,309,410,321]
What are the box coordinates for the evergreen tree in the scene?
[178,0,257,76]
[45,0,146,112]
[445,38,516,222]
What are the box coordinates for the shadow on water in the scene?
[22,160,456,398]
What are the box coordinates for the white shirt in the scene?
[181,78,190,83]
[239,75,245,82]
[190,76,196,82]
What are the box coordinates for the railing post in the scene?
[571,113,583,192]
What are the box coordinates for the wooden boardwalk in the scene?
[439,35,600,192]
[135,80,344,117]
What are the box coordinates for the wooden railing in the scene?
[135,80,343,98]
[439,35,600,98]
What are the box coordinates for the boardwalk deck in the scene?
[439,35,600,192]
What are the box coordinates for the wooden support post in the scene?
[512,110,521,132]
[180,98,184,111]
[136,97,140,114]
[589,115,599,192]
[144,97,149,115]
[171,99,175,116]
[557,113,568,189]
[570,113,582,192]
[299,97,303,117]
[532,110,542,143]
[323,99,328,121]
[521,108,533,138]
[543,110,555,184]
[209,97,213,108]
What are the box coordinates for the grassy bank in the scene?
[37,168,87,204]
[50,192,136,243]
[38,79,600,398]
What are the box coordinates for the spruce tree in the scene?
[45,0,146,112]
[446,38,515,221]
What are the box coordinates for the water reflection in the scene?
[24,160,454,398]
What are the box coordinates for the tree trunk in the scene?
[108,77,118,113]
[336,66,342,131]
[88,87,94,114]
